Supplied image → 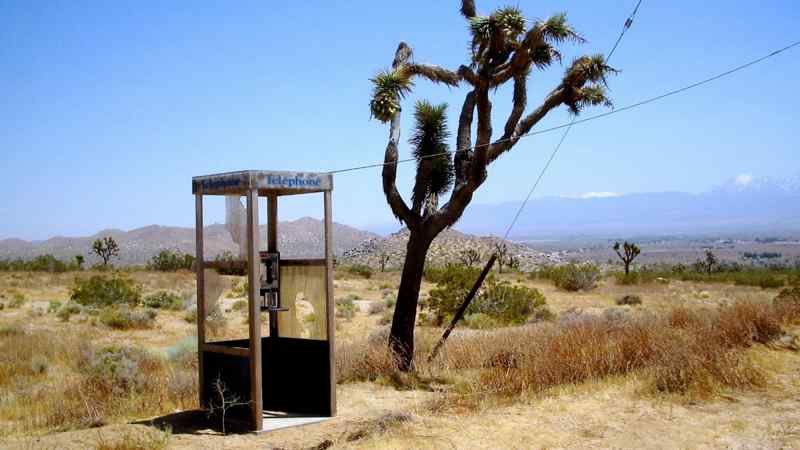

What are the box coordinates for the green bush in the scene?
[143,291,184,310]
[342,264,373,279]
[57,302,83,321]
[617,294,642,306]
[0,254,75,272]
[550,263,601,291]
[0,323,24,336]
[529,305,556,323]
[147,249,194,272]
[79,345,159,394]
[424,265,546,327]
[229,279,248,298]
[99,307,157,329]
[70,275,142,308]
[463,313,501,329]
[336,297,357,319]
[183,307,197,324]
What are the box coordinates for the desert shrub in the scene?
[142,291,183,310]
[9,292,25,308]
[424,265,545,327]
[774,287,800,321]
[231,299,248,312]
[79,346,161,395]
[56,302,83,321]
[617,295,642,306]
[47,300,62,314]
[343,264,373,279]
[368,300,386,315]
[529,305,556,323]
[424,264,480,284]
[615,271,640,285]
[146,249,194,272]
[70,275,142,308]
[99,307,157,329]
[551,263,600,291]
[336,297,357,319]
[476,281,546,325]
[213,250,244,276]
[0,254,72,272]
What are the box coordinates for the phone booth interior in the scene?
[192,170,336,432]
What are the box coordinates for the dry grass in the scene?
[337,294,800,411]
[0,325,197,434]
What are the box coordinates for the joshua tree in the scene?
[458,248,482,267]
[613,241,641,275]
[74,255,85,270]
[91,236,119,267]
[703,249,718,275]
[494,242,517,273]
[371,1,616,369]
[378,252,391,272]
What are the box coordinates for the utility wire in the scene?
[328,38,800,176]
[500,0,642,241]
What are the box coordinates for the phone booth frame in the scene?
[192,170,336,432]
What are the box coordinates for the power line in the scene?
[500,0,643,241]
[328,38,800,176]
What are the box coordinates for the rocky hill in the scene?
[0,218,377,266]
[340,228,557,271]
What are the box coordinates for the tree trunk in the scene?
[624,262,630,275]
[389,230,432,371]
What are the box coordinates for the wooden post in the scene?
[323,190,336,415]
[246,189,263,431]
[267,195,278,338]
[194,192,205,407]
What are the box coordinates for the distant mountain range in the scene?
[454,174,800,239]
[0,218,378,266]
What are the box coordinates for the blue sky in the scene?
[1,1,798,240]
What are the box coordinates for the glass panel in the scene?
[278,264,328,340]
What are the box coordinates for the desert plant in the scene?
[617,294,642,306]
[373,2,616,369]
[336,296,357,319]
[552,263,600,291]
[92,236,120,267]
[47,300,62,314]
[458,249,482,268]
[57,302,83,321]
[142,291,184,310]
[207,376,250,435]
[147,249,194,272]
[70,275,142,308]
[231,299,248,312]
[343,264,373,279]
[9,292,25,308]
[368,301,386,315]
[99,307,157,329]
[613,241,641,275]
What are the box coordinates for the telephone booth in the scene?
[192,170,335,432]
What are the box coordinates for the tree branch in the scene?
[406,63,461,87]
[454,91,475,185]
[382,43,419,228]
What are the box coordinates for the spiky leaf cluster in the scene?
[410,100,454,206]
[469,6,526,63]
[563,54,617,114]
[370,69,413,123]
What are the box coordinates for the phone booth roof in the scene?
[192,170,333,196]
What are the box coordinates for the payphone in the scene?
[259,251,286,312]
